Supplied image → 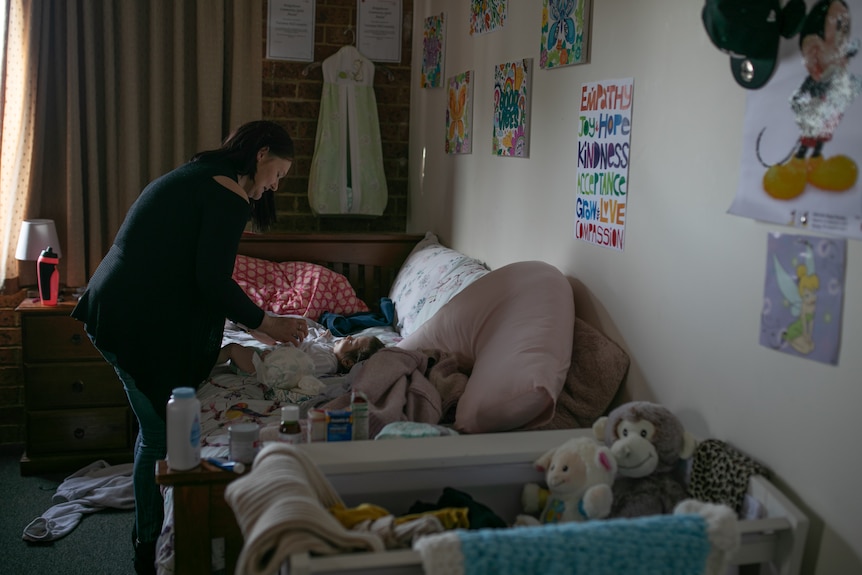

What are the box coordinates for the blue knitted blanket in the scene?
[415,513,712,575]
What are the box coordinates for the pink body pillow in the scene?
[397,260,575,433]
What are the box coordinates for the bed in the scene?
[154,232,807,575]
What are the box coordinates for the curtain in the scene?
[1,0,261,289]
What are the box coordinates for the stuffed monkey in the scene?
[593,401,697,518]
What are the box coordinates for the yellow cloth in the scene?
[329,503,470,531]
[394,507,470,530]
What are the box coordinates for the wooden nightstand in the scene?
[16,298,134,475]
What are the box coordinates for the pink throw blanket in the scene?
[322,348,469,437]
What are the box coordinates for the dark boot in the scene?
[133,535,157,575]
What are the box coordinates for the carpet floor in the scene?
[0,446,137,574]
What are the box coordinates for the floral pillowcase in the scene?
[388,232,490,337]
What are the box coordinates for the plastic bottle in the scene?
[37,247,60,306]
[351,391,369,440]
[166,387,201,471]
[228,423,260,464]
[278,405,303,444]
[307,408,326,443]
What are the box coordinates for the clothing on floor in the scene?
[22,460,134,542]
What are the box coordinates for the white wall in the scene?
[408,1,861,573]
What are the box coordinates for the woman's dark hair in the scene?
[191,120,294,232]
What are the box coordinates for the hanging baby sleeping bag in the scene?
[308,45,388,216]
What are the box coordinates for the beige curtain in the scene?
[1,0,261,289]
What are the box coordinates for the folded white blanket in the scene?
[224,443,384,575]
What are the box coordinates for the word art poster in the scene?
[760,233,846,365]
[540,0,592,69]
[728,0,862,241]
[470,0,506,36]
[421,13,445,89]
[492,59,532,158]
[574,77,634,251]
[446,71,474,154]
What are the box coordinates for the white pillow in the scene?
[389,232,489,337]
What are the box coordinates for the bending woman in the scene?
[71,120,309,575]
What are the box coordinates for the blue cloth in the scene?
[459,514,711,575]
[320,297,395,336]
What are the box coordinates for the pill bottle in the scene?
[307,408,326,443]
[278,405,303,445]
[351,390,369,440]
[166,387,201,471]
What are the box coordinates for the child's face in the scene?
[333,335,370,360]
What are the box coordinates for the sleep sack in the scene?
[308,45,388,216]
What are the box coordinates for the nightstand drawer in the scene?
[24,363,124,409]
[27,408,131,454]
[21,314,101,362]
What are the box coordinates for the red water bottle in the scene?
[37,247,59,306]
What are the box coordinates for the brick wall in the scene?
[0,1,414,449]
[264,0,413,234]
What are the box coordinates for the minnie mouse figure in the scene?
[764,0,862,199]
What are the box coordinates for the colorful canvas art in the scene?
[470,0,507,36]
[760,232,846,365]
[574,77,634,251]
[540,0,592,69]
[422,13,445,88]
[492,59,532,158]
[446,71,474,154]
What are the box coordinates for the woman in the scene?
[71,120,309,574]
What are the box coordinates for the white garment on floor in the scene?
[22,459,134,542]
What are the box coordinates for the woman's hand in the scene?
[256,314,308,347]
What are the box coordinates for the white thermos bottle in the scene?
[166,387,201,471]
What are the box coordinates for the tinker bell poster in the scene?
[760,233,846,365]
[729,0,862,241]
[540,0,592,69]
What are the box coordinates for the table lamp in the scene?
[15,219,62,306]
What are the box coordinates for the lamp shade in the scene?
[15,219,62,260]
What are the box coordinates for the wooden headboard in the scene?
[237,233,423,308]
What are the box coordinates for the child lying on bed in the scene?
[217,331,384,394]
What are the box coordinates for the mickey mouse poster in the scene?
[720,0,862,240]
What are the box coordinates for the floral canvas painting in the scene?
[492,59,532,158]
[470,0,507,36]
[421,13,445,88]
[540,0,592,69]
[446,71,474,154]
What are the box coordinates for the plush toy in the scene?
[515,436,617,526]
[593,401,697,518]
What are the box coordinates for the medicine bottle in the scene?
[166,387,201,471]
[279,405,303,444]
[351,391,369,440]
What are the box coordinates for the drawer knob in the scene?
[73,428,85,440]
[72,380,85,393]
[70,333,83,345]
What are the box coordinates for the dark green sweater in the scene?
[72,161,264,419]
